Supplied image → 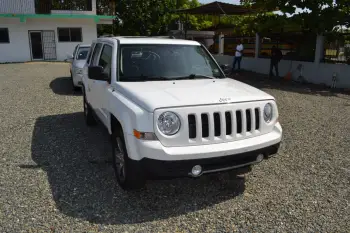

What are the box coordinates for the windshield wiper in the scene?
[120,75,171,82]
[172,74,217,80]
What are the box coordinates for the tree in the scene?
[114,0,213,36]
[114,0,178,36]
[241,0,349,34]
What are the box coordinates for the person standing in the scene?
[231,39,244,73]
[269,45,283,78]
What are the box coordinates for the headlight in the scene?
[157,111,181,135]
[264,103,273,123]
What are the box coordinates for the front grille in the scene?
[187,108,261,140]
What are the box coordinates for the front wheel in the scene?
[111,127,145,190]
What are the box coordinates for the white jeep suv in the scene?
[82,36,282,190]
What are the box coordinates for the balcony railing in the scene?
[35,0,52,14]
[35,0,92,14]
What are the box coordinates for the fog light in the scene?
[256,154,264,163]
[191,165,202,176]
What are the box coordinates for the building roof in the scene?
[175,1,257,15]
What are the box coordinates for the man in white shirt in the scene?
[232,40,244,73]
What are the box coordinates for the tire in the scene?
[111,126,145,190]
[83,91,97,126]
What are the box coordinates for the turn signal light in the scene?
[133,129,158,140]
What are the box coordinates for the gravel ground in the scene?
[0,63,349,232]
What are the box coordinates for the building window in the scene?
[0,28,10,43]
[57,28,82,42]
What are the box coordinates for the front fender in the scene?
[108,90,154,136]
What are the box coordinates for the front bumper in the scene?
[72,73,83,86]
[124,123,282,178]
[139,143,280,178]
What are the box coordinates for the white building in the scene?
[0,0,115,63]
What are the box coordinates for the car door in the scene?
[86,43,103,112]
[90,43,113,128]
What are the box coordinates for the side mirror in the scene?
[65,54,73,62]
[220,64,229,70]
[88,66,108,81]
[220,64,230,75]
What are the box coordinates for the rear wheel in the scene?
[83,91,96,126]
[111,126,145,190]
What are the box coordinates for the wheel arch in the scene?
[110,114,123,136]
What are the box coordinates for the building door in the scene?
[29,31,43,60]
[42,30,57,60]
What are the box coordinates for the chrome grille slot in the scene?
[246,109,252,132]
[225,111,232,135]
[236,110,242,134]
[213,112,221,136]
[188,114,196,139]
[255,108,260,130]
[201,114,209,138]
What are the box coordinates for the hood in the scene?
[116,78,274,112]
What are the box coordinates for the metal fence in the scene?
[210,33,316,62]
[323,33,350,65]
[223,36,256,57]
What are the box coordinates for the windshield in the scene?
[76,47,90,60]
[118,44,224,81]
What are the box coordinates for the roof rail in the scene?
[98,34,115,38]
[150,36,175,39]
[112,35,175,39]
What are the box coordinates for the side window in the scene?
[86,43,95,65]
[90,43,103,66]
[98,44,113,82]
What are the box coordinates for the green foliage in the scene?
[241,0,349,34]
[113,0,213,36]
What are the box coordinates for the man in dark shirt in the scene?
[269,46,283,78]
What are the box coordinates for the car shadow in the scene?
[50,77,82,96]
[27,112,247,225]
[230,70,350,99]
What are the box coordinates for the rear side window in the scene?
[91,43,103,66]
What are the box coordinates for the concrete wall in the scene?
[0,0,35,14]
[214,55,350,89]
[0,18,97,63]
